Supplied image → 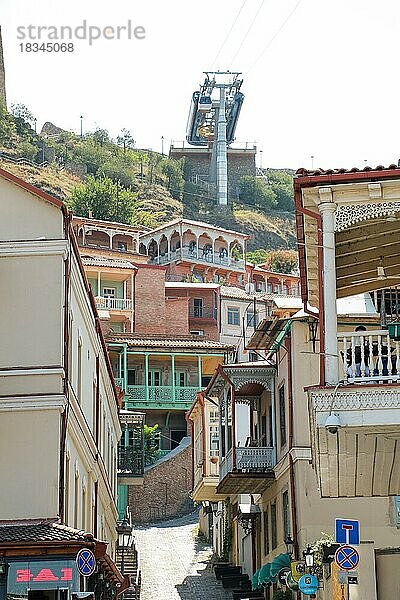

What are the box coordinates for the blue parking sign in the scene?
[335,519,360,545]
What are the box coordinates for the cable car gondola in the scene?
[198,95,212,112]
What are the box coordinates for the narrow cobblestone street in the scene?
[134,512,233,600]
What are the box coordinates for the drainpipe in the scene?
[200,394,207,477]
[294,183,326,385]
[59,210,72,522]
[285,335,299,559]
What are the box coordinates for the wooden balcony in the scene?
[149,246,245,271]
[114,378,199,409]
[117,446,144,484]
[217,446,276,494]
[95,296,133,311]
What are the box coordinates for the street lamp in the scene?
[116,517,133,574]
[285,535,295,558]
[303,544,314,568]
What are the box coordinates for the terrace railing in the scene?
[338,329,400,383]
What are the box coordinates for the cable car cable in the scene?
[230,0,265,67]
[211,0,248,68]
[245,0,303,74]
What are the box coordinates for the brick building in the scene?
[170,143,256,200]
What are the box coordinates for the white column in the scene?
[319,195,339,384]
[97,271,101,297]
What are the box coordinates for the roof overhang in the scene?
[294,168,400,309]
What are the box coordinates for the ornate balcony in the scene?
[149,246,245,271]
[217,446,276,495]
[338,328,400,383]
[118,446,144,477]
[114,381,199,410]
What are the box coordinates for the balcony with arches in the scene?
[139,218,248,274]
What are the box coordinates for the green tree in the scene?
[69,176,135,223]
[267,170,294,211]
[265,249,298,274]
[239,175,277,210]
[92,128,110,147]
[160,157,185,199]
[10,103,35,125]
[15,140,38,161]
[246,249,269,265]
[116,128,135,153]
[0,101,17,147]
[144,424,161,466]
[73,140,111,174]
[97,156,136,188]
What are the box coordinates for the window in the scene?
[271,503,277,550]
[128,369,136,385]
[279,385,287,447]
[247,308,257,327]
[249,350,258,362]
[92,381,97,438]
[193,298,204,318]
[148,370,161,386]
[74,473,79,530]
[191,330,204,336]
[282,490,290,541]
[263,508,270,555]
[175,371,187,387]
[210,425,219,456]
[227,307,240,326]
[117,241,127,251]
[201,375,212,387]
[77,338,82,404]
[102,287,116,298]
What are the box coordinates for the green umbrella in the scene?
[270,553,292,580]
[252,569,260,590]
[257,562,272,587]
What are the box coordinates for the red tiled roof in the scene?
[295,164,400,179]
[0,519,94,544]
[106,333,234,350]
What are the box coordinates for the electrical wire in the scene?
[230,0,265,66]
[211,0,249,68]
[246,0,303,74]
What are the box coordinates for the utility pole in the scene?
[80,115,83,139]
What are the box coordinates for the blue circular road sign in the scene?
[298,574,319,595]
[335,545,360,571]
[76,548,96,577]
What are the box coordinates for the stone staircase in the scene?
[115,545,141,600]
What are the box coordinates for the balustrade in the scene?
[338,329,400,383]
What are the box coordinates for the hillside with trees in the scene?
[0,101,297,262]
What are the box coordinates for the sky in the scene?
[2,0,400,170]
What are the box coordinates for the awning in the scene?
[247,318,291,351]
[253,553,291,589]
[270,320,292,352]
